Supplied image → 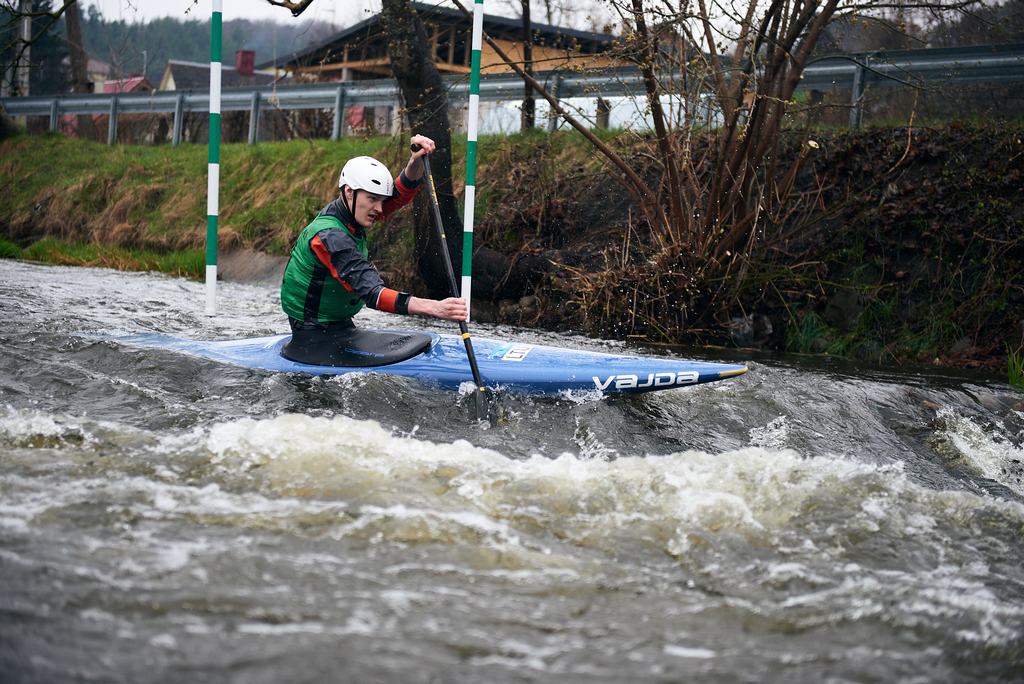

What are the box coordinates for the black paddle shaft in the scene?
[411,143,488,407]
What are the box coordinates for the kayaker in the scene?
[279,134,467,365]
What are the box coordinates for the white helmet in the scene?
[338,156,394,196]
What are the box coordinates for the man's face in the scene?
[345,187,388,227]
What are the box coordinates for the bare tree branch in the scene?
[3,0,74,87]
[449,0,670,236]
[264,0,315,18]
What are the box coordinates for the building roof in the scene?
[60,54,111,78]
[103,76,154,93]
[159,59,280,91]
[257,2,617,71]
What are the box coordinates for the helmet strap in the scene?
[343,187,369,228]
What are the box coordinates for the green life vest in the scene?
[280,215,368,323]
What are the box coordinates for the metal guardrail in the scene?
[3,43,1022,143]
[800,43,1024,126]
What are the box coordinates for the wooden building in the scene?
[258,2,619,82]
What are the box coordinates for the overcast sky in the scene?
[86,0,598,30]
[89,0,379,25]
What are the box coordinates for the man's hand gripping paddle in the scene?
[411,143,493,422]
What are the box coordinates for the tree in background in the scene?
[78,8,335,84]
[451,0,990,333]
[1,0,68,95]
[62,0,95,137]
[520,0,535,131]
[379,0,465,296]
[927,0,1024,44]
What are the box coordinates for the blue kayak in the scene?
[115,331,748,396]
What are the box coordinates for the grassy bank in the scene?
[0,134,416,255]
[0,131,604,257]
[0,236,204,277]
[1,128,1021,383]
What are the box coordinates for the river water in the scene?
[1,259,1022,682]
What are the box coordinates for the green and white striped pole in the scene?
[462,0,484,319]
[205,0,223,316]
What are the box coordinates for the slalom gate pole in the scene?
[204,0,223,316]
[462,0,484,320]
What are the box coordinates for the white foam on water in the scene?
[9,406,1006,644]
[748,415,789,449]
[105,376,181,405]
[149,633,178,649]
[572,415,618,460]
[201,413,1024,563]
[0,405,162,461]
[0,474,77,534]
[336,504,520,543]
[663,644,716,659]
[237,606,387,637]
[555,387,605,404]
[0,405,90,446]
[79,608,117,622]
[775,559,1024,646]
[763,561,832,587]
[0,464,356,579]
[467,635,582,674]
[932,407,1024,496]
[236,621,330,636]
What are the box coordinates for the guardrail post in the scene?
[172,92,184,145]
[849,60,866,129]
[49,98,59,132]
[248,90,261,144]
[596,97,610,129]
[546,74,564,133]
[332,85,346,140]
[107,95,119,144]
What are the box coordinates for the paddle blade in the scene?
[457,384,501,426]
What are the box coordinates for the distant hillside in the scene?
[80,6,337,84]
[2,1,339,94]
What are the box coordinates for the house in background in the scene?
[257,2,622,133]
[261,2,618,80]
[54,53,112,93]
[157,50,295,143]
[59,74,154,140]
[102,76,154,93]
[158,50,279,92]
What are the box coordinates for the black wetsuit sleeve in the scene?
[316,229,386,307]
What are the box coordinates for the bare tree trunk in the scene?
[64,0,95,139]
[520,0,535,132]
[16,0,31,96]
[380,0,463,297]
[450,0,668,236]
[630,0,684,249]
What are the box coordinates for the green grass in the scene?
[1,131,617,261]
[19,238,204,279]
[0,237,21,259]
[1009,346,1024,389]
[786,293,966,364]
[785,311,852,356]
